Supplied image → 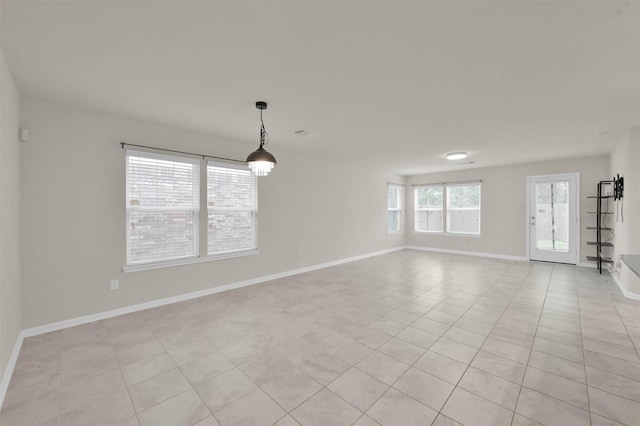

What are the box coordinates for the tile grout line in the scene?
[525,272,638,422]
[576,280,594,426]
[340,282,432,425]
[312,265,585,423]
[340,268,487,423]
[223,273,402,425]
[343,281,458,424]
[611,291,640,360]
[526,275,640,422]
[112,344,142,426]
[529,276,598,411]
[137,317,216,424]
[60,326,139,425]
[579,280,640,426]
[218,277,401,424]
[207,329,325,424]
[385,263,532,423]
[436,267,550,424]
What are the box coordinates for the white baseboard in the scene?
[0,331,25,410]
[607,264,640,300]
[404,246,601,268]
[404,245,528,262]
[21,246,406,338]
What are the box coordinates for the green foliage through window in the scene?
[416,186,443,209]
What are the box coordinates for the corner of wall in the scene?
[607,127,640,295]
[0,49,23,408]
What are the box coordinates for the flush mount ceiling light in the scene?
[246,101,277,176]
[446,152,468,160]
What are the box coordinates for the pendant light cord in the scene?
[260,109,270,147]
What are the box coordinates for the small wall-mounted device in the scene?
[110,279,119,290]
[19,128,30,142]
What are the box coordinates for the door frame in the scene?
[526,173,580,265]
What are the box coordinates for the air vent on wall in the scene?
[293,129,314,137]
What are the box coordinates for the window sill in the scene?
[123,248,259,273]
[387,231,403,236]
[414,231,481,238]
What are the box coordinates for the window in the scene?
[125,150,257,269]
[126,151,200,265]
[387,184,403,234]
[207,162,257,254]
[415,185,443,232]
[414,182,481,235]
[447,183,481,234]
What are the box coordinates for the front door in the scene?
[528,174,579,264]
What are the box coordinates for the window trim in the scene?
[122,248,259,273]
[387,184,404,235]
[414,182,481,236]
[123,149,258,272]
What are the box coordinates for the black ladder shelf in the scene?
[586,180,614,273]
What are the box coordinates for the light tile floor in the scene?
[2,250,640,426]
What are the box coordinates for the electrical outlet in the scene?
[110,279,119,290]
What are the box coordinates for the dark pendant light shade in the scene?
[246,101,277,176]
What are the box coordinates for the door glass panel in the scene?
[552,182,569,251]
[535,181,569,252]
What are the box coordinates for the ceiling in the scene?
[2,1,638,175]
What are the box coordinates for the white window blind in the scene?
[207,162,256,255]
[387,184,402,233]
[415,185,443,232]
[126,150,200,265]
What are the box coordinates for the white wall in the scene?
[405,156,609,263]
[19,98,405,328]
[0,52,22,381]
[609,127,640,293]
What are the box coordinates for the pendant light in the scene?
[246,101,277,176]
